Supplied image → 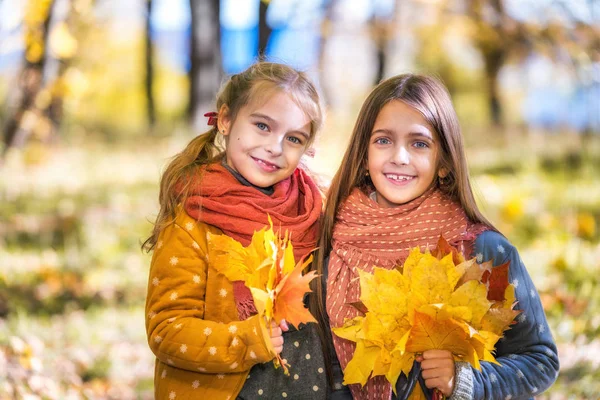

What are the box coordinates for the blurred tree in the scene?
[2,0,55,155]
[369,0,400,85]
[318,0,336,106]
[46,0,85,133]
[462,0,598,128]
[1,0,88,157]
[259,0,272,57]
[464,0,520,127]
[145,0,156,127]
[189,0,222,129]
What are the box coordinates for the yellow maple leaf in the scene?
[207,226,274,289]
[334,235,519,395]
[208,217,318,375]
[343,341,380,386]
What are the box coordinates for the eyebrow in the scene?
[371,128,434,140]
[250,112,311,140]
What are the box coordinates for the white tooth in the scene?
[387,174,411,181]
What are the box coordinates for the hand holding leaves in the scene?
[208,217,318,374]
[333,236,520,398]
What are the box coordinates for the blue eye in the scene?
[256,122,269,131]
[287,136,303,145]
[414,141,429,148]
[374,137,391,145]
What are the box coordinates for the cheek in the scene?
[285,148,306,167]
[367,147,377,170]
[422,156,438,178]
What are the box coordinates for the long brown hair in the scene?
[311,73,497,368]
[142,62,324,252]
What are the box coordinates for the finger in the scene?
[422,349,453,360]
[280,319,289,332]
[423,377,454,396]
[270,327,283,337]
[420,358,454,371]
[273,345,283,354]
[423,376,450,389]
[271,336,284,347]
[421,367,453,380]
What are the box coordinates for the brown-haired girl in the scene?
[317,74,559,399]
[144,62,328,399]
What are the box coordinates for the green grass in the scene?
[1,128,599,398]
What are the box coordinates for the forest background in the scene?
[0,0,599,398]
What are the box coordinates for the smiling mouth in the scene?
[383,174,416,184]
[252,157,281,172]
[384,173,415,182]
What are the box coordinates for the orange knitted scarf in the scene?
[327,186,488,400]
[185,162,322,262]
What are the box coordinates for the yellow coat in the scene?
[145,210,276,399]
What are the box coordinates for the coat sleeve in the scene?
[451,231,559,400]
[145,219,276,374]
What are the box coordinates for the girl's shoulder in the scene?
[157,207,223,254]
[173,206,221,234]
[473,230,517,266]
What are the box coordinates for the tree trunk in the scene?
[2,0,55,155]
[188,0,222,129]
[317,0,336,106]
[374,29,386,85]
[466,0,508,127]
[371,0,400,86]
[258,0,271,58]
[145,0,156,127]
[484,50,505,127]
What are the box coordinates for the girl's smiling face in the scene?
[220,91,312,188]
[367,100,442,207]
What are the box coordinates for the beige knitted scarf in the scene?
[327,186,488,400]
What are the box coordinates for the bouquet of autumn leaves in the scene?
[207,218,317,375]
[333,237,521,399]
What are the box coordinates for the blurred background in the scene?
[0,0,599,398]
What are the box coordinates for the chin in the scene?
[249,177,275,188]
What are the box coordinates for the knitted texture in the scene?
[327,187,488,400]
[185,162,322,262]
[451,362,474,399]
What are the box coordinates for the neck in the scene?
[220,158,275,195]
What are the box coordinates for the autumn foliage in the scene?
[333,236,520,396]
[207,218,317,374]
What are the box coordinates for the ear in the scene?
[217,104,231,136]
[438,167,449,178]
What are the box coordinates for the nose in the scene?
[391,145,409,165]
[265,135,284,156]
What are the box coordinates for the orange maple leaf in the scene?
[431,235,465,265]
[273,255,318,328]
[482,261,510,301]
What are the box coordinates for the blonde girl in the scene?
[144,62,329,399]
[316,74,559,399]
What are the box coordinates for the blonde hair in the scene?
[142,62,324,252]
